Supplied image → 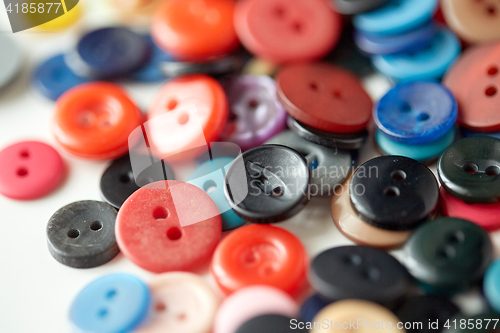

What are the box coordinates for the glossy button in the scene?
[220,75,287,151]
[70,273,150,333]
[54,82,143,160]
[403,217,493,294]
[214,285,298,333]
[333,0,390,15]
[151,0,239,61]
[136,272,218,333]
[484,259,500,313]
[277,63,373,133]
[236,314,305,333]
[223,145,310,223]
[131,35,176,82]
[374,81,457,144]
[211,224,308,296]
[116,180,222,273]
[235,0,341,64]
[0,34,22,89]
[0,141,64,200]
[350,156,439,231]
[438,137,500,203]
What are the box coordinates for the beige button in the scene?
[331,177,410,249]
[442,0,500,44]
[311,299,404,333]
[136,272,218,333]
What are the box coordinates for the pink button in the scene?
[214,285,299,333]
[0,141,65,200]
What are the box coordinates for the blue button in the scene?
[461,128,500,140]
[374,81,457,144]
[32,54,91,101]
[484,259,500,312]
[376,127,456,162]
[188,157,245,231]
[69,273,150,333]
[131,35,176,83]
[355,21,437,55]
[371,29,461,82]
[353,0,438,35]
[300,294,330,323]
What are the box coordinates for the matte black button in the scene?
[46,201,119,268]
[350,155,439,231]
[333,0,390,15]
[403,217,493,294]
[396,295,459,333]
[438,137,500,204]
[235,314,305,333]
[224,145,310,223]
[310,245,411,307]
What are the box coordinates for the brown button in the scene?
[311,300,403,333]
[441,0,500,44]
[331,178,410,249]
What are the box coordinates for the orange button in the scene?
[151,0,240,62]
[211,224,308,296]
[53,82,143,160]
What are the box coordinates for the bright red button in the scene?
[234,0,342,64]
[211,224,308,296]
[0,141,64,200]
[53,82,143,160]
[151,0,239,62]
[116,180,222,273]
[277,63,373,133]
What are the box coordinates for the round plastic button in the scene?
[34,2,82,31]
[220,75,287,152]
[350,155,439,231]
[136,272,218,333]
[131,35,176,82]
[372,28,461,82]
[0,34,22,89]
[277,63,373,133]
[70,273,150,333]
[403,217,493,294]
[333,0,390,15]
[66,27,150,78]
[374,81,457,144]
[54,82,143,160]
[353,0,438,35]
[116,180,222,273]
[236,314,305,333]
[151,0,239,62]
[484,259,500,313]
[160,52,246,78]
[211,224,308,296]
[214,285,298,333]
[46,200,119,268]
[234,0,342,64]
[310,246,411,307]
[461,128,500,140]
[438,137,500,204]
[223,145,310,223]
[299,294,330,323]
[441,0,500,44]
[0,141,65,200]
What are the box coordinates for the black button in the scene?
[403,217,493,295]
[332,0,391,15]
[350,155,439,231]
[438,137,500,203]
[46,201,119,268]
[235,314,305,333]
[224,145,310,223]
[396,295,460,333]
[310,245,411,308]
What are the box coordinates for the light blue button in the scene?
[484,259,500,312]
[69,273,150,333]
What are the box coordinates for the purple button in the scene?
[220,75,287,151]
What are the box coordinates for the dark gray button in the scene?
[236,315,305,333]
[333,0,390,14]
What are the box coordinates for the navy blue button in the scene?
[461,128,500,140]
[69,273,150,333]
[299,294,331,323]
[374,81,457,144]
[131,35,176,83]
[32,54,91,101]
[67,27,150,79]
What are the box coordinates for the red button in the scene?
[234,0,341,64]
[53,82,143,160]
[276,63,373,133]
[440,187,500,231]
[211,224,308,296]
[116,180,222,273]
[0,141,64,200]
[443,43,500,132]
[151,0,239,62]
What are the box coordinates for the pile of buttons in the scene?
[2,0,500,332]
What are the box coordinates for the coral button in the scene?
[151,0,239,62]
[0,141,64,200]
[211,224,308,296]
[235,0,342,64]
[53,82,143,160]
